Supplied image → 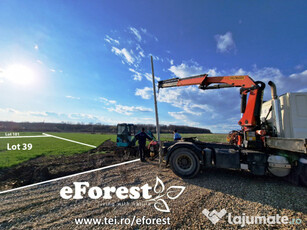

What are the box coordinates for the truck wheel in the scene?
[169,148,200,178]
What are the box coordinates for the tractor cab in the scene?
[116,123,136,147]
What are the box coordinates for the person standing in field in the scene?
[135,128,152,162]
[173,129,182,141]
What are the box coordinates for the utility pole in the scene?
[151,56,162,166]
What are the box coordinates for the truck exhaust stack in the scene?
[268,81,283,137]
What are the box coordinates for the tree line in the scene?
[0,121,211,134]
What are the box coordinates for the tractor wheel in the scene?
[169,148,200,178]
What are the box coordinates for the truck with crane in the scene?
[156,74,307,186]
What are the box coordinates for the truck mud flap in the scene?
[285,158,307,186]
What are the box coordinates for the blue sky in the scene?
[0,0,306,132]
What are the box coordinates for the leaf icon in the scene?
[154,199,170,213]
[166,186,185,200]
[154,177,165,194]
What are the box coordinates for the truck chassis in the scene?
[161,137,307,186]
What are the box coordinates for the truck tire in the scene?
[169,148,200,178]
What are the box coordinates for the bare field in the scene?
[0,159,306,229]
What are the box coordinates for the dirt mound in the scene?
[89,139,117,153]
[0,140,136,191]
[88,139,139,158]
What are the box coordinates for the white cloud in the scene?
[66,95,80,100]
[29,111,48,117]
[140,28,147,33]
[228,66,307,98]
[140,27,158,42]
[100,96,152,116]
[106,28,157,70]
[111,46,135,65]
[133,44,146,65]
[129,27,142,42]
[34,44,39,50]
[295,64,304,70]
[128,69,160,82]
[168,111,199,127]
[168,62,204,78]
[157,86,215,117]
[168,111,187,120]
[234,68,246,75]
[0,107,152,126]
[99,97,117,105]
[50,69,56,72]
[298,88,307,92]
[157,87,182,104]
[215,32,235,53]
[207,68,220,76]
[108,104,152,115]
[104,35,120,45]
[129,68,142,81]
[144,73,152,81]
[134,106,152,112]
[135,87,152,99]
[0,108,61,122]
[190,103,214,113]
[150,55,160,61]
[68,113,96,120]
[243,66,286,98]
[0,67,4,83]
[144,72,160,82]
[289,69,307,80]
[139,51,145,57]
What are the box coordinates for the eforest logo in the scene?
[60,177,185,213]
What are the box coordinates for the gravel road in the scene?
[0,159,306,229]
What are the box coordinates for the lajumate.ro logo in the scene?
[202,209,302,227]
[60,177,185,212]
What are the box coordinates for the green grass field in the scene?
[0,132,227,169]
[0,132,115,169]
[160,133,227,142]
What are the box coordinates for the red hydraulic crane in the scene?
[158,74,266,148]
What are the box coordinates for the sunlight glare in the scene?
[5,64,37,86]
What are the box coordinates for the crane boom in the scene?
[158,74,258,89]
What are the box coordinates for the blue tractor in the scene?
[116,123,136,147]
[116,123,159,160]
